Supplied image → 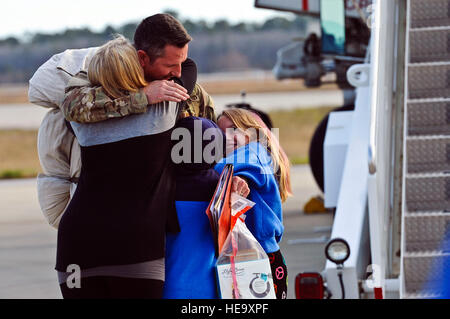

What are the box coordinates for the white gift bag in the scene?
[216,194,276,299]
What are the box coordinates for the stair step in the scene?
[408,62,450,99]
[405,174,450,212]
[402,0,450,300]
[407,136,450,173]
[404,212,450,252]
[403,252,450,295]
[403,292,443,299]
[410,27,450,63]
[410,0,450,28]
[407,100,450,136]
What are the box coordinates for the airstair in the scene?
[401,0,450,298]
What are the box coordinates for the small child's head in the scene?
[217,108,292,202]
[171,116,225,172]
[217,108,265,154]
[88,34,147,99]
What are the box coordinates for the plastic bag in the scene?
[216,194,276,299]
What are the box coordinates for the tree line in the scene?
[0,11,313,83]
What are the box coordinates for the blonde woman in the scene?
[56,31,196,299]
[216,108,291,299]
[88,37,148,99]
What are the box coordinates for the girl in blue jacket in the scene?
[216,108,292,299]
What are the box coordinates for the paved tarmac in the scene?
[0,165,333,299]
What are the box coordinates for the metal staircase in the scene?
[401,0,450,298]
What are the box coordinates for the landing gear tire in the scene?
[304,77,321,88]
[335,61,353,89]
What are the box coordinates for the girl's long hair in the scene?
[88,34,148,99]
[220,108,292,202]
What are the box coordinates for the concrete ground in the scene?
[280,165,334,299]
[0,165,333,299]
[0,178,60,298]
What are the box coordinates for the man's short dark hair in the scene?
[134,13,192,61]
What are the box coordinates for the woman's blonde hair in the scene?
[220,108,292,202]
[88,34,147,99]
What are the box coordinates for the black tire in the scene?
[335,61,353,89]
[304,78,322,88]
[308,105,355,192]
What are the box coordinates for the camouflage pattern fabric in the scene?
[61,72,149,123]
[181,83,217,122]
[61,72,216,124]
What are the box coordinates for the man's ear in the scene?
[137,50,149,68]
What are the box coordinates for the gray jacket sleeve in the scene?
[28,48,97,228]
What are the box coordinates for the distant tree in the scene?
[0,37,20,46]
[260,17,293,30]
[163,9,179,20]
[120,22,138,41]
[0,13,313,83]
[231,22,249,32]
[183,19,200,34]
[246,22,260,32]
[31,32,55,44]
[63,27,95,40]
[213,19,230,32]
[102,25,117,38]
[195,19,212,34]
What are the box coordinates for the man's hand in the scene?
[232,176,250,198]
[142,80,190,104]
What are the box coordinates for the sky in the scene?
[0,0,292,39]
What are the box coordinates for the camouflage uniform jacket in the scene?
[61,72,216,124]
[181,82,216,122]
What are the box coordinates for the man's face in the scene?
[138,44,189,81]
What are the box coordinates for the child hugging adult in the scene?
[216,108,292,299]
